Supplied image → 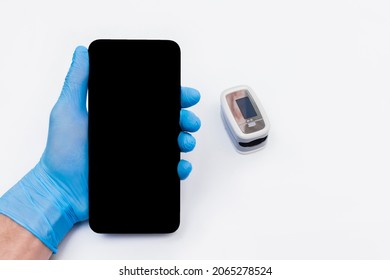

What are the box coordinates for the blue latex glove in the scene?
[178,87,201,179]
[0,46,201,253]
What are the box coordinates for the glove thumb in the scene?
[58,46,89,111]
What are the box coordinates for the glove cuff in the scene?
[0,163,75,253]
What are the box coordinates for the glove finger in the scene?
[177,159,192,180]
[180,109,201,132]
[60,46,89,110]
[181,87,201,108]
[178,131,196,152]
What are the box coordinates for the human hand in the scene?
[0,45,201,253]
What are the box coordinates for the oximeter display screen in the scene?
[236,97,257,119]
[225,89,265,134]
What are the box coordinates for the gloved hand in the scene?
[0,46,201,253]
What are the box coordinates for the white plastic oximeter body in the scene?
[221,85,270,154]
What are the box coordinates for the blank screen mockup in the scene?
[88,39,181,234]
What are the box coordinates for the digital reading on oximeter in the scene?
[221,85,270,154]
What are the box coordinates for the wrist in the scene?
[0,214,52,259]
[0,162,76,253]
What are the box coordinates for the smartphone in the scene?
[88,39,181,234]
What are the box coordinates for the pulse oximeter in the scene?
[221,85,270,154]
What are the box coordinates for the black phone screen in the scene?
[88,39,181,233]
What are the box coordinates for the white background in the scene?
[0,0,390,260]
